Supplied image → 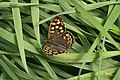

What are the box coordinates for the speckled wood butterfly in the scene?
[44,16,74,56]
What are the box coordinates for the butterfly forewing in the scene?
[48,16,66,40]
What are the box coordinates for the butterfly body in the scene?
[44,16,74,56]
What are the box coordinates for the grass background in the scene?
[0,0,120,80]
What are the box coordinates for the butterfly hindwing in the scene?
[44,42,68,56]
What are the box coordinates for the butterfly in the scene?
[44,16,74,56]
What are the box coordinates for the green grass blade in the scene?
[31,0,41,49]
[50,51,120,63]
[36,56,59,80]
[71,0,120,50]
[113,67,120,80]
[0,56,19,80]
[11,0,29,73]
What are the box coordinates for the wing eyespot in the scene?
[50,31,55,33]
[51,27,55,30]
[60,30,64,33]
[55,26,59,29]
[51,22,56,25]
[57,20,60,24]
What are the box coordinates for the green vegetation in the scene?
[0,0,120,80]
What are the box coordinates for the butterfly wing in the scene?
[44,31,74,56]
[44,42,68,56]
[52,31,74,49]
[48,16,66,40]
[44,16,74,56]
